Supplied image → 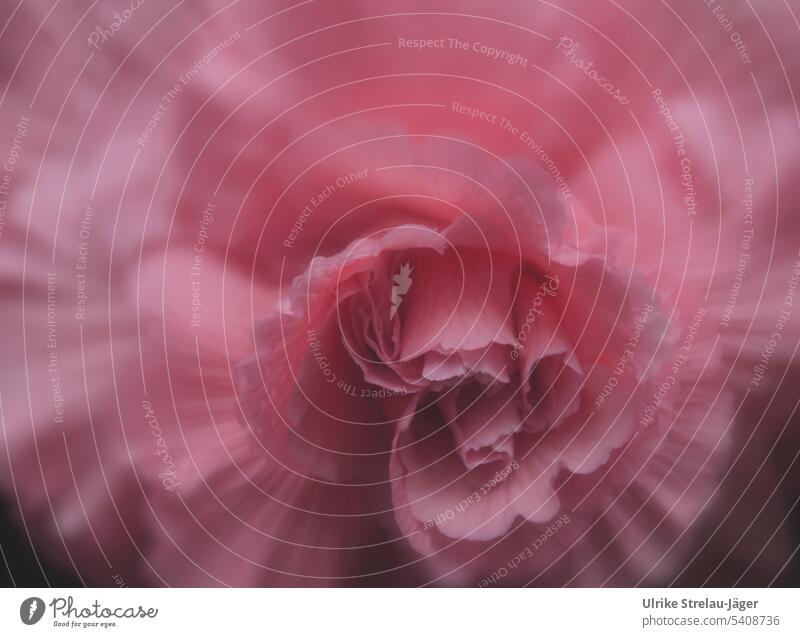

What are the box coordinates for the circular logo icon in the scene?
[20,597,45,625]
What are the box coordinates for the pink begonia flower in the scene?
[0,0,798,586]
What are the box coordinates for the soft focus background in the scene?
[1,0,799,587]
